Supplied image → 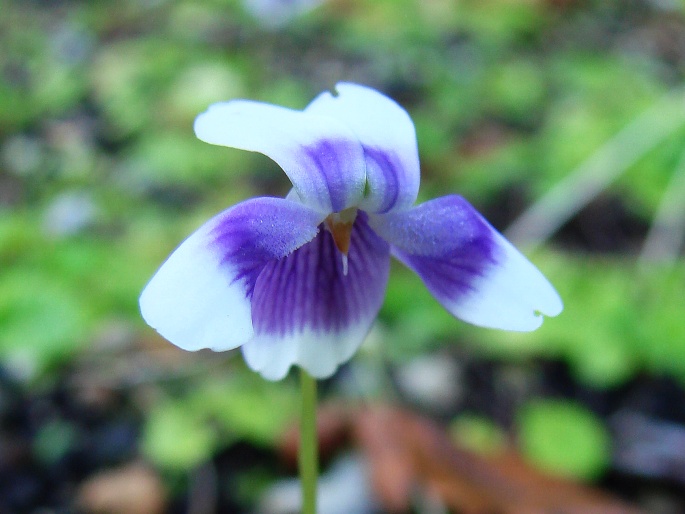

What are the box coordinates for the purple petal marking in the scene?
[250,211,390,336]
[364,146,401,214]
[242,211,390,379]
[306,83,421,213]
[370,195,562,331]
[300,139,361,213]
[371,195,499,298]
[209,197,324,299]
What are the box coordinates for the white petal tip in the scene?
[542,291,564,318]
[138,223,254,353]
[242,324,372,381]
[447,238,563,333]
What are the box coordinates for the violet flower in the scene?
[140,83,562,380]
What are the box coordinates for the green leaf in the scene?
[517,399,611,479]
[142,399,217,471]
[450,414,507,455]
[189,374,299,446]
[0,269,91,376]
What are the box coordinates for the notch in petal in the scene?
[194,100,366,213]
[370,196,562,331]
[140,197,324,352]
[306,83,421,213]
[242,212,391,380]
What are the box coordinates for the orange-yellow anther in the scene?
[326,217,354,255]
[324,208,358,276]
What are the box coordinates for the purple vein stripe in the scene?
[301,139,361,212]
[251,212,390,337]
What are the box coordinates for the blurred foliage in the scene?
[516,399,612,479]
[2,0,685,480]
[142,371,298,471]
[450,413,508,455]
[381,254,685,389]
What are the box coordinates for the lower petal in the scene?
[370,196,563,331]
[139,197,323,352]
[241,213,390,380]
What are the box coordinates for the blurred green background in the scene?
[2,0,685,512]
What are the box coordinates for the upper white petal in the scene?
[306,82,420,213]
[194,99,366,213]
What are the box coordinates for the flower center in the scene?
[324,207,357,276]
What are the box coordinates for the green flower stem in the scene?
[300,368,318,514]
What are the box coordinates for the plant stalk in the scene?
[299,368,318,514]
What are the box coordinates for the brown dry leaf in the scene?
[76,461,166,514]
[354,407,416,512]
[360,406,647,514]
[280,404,646,514]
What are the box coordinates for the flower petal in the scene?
[241,212,390,380]
[139,197,323,352]
[194,100,366,213]
[306,83,420,213]
[370,196,563,331]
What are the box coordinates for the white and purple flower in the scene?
[140,83,562,381]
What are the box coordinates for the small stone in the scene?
[395,353,463,413]
[1,135,44,177]
[258,453,376,514]
[42,192,99,237]
[242,0,328,28]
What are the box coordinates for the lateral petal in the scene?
[194,100,366,213]
[241,213,391,380]
[139,197,323,352]
[306,83,420,213]
[370,196,563,331]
